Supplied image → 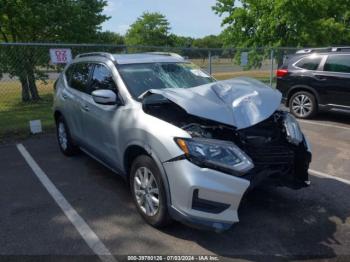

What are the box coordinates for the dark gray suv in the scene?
[276,47,350,119]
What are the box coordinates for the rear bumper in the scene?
[276,80,290,105]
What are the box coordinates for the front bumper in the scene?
[163,137,312,231]
[163,159,250,231]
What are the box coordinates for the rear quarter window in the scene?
[295,56,322,70]
[64,64,75,84]
[324,55,350,73]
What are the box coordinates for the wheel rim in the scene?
[291,94,313,117]
[58,122,68,150]
[133,167,160,217]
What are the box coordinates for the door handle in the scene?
[314,75,327,81]
[82,105,90,112]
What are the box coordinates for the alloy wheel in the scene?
[291,94,313,117]
[133,166,160,217]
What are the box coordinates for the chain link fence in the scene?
[0,42,299,138]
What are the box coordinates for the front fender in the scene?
[118,109,191,206]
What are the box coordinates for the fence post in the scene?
[269,48,274,87]
[208,50,212,75]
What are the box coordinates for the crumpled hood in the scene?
[140,77,282,130]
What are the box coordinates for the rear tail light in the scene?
[276,69,288,77]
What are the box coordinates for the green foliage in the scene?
[192,35,223,49]
[213,0,350,67]
[95,31,125,45]
[214,0,350,47]
[124,12,223,50]
[169,35,194,48]
[0,0,109,43]
[0,0,109,102]
[125,12,172,46]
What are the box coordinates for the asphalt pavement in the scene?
[0,112,349,261]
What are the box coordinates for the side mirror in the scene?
[92,89,117,105]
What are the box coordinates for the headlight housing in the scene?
[175,138,254,176]
[284,113,303,145]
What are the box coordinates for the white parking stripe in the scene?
[16,144,117,262]
[299,120,350,131]
[309,169,350,185]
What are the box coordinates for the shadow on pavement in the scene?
[307,112,350,125]
[81,153,350,259]
[16,136,350,259]
[160,176,350,260]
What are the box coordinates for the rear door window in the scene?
[70,63,93,93]
[295,56,322,70]
[324,55,350,73]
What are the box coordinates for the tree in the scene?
[0,0,109,102]
[95,31,125,45]
[125,12,172,47]
[192,35,223,49]
[169,34,194,48]
[213,0,350,67]
[191,35,224,60]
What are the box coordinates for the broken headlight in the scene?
[284,113,303,145]
[175,138,254,176]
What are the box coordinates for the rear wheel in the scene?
[130,155,170,228]
[289,91,317,119]
[56,116,79,156]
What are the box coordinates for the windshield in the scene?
[118,62,215,98]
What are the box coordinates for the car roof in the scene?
[284,51,350,66]
[297,51,350,56]
[296,46,350,54]
[74,52,185,64]
[113,53,185,64]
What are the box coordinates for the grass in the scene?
[212,71,276,87]
[213,70,272,81]
[0,81,55,142]
[190,58,234,66]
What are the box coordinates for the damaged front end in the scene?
[141,78,311,190]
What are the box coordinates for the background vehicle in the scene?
[53,52,311,231]
[276,47,350,119]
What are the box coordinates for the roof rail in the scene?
[75,52,115,61]
[330,46,350,52]
[296,47,350,54]
[146,52,185,60]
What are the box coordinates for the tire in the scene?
[130,155,170,228]
[289,91,317,119]
[56,116,79,156]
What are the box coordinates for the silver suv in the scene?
[53,52,312,231]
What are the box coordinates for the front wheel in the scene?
[130,155,170,228]
[289,91,317,119]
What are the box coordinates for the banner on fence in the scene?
[50,48,72,64]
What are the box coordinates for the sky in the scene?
[102,0,224,38]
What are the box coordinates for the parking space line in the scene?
[299,120,350,131]
[309,169,350,185]
[16,144,117,262]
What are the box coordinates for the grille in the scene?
[245,144,295,166]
